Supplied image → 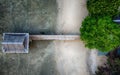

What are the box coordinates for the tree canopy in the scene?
[80,16,120,52]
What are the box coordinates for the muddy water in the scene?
[54,0,90,75]
[0,0,100,75]
[0,0,58,75]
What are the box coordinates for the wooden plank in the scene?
[8,44,15,51]
[14,44,24,52]
[6,44,16,53]
[30,35,80,40]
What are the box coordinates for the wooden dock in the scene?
[30,35,80,40]
[2,33,80,53]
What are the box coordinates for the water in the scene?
[0,0,101,75]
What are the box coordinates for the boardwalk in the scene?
[30,35,80,40]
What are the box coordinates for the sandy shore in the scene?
[54,0,90,75]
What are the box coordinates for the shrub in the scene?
[95,48,120,75]
[96,58,120,75]
[80,16,120,52]
[87,0,120,16]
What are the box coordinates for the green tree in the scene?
[87,0,120,16]
[80,16,120,52]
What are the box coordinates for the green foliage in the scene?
[87,0,120,16]
[80,16,120,52]
[81,0,120,52]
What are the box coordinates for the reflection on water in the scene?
[0,40,59,75]
[0,0,57,34]
[0,0,58,75]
